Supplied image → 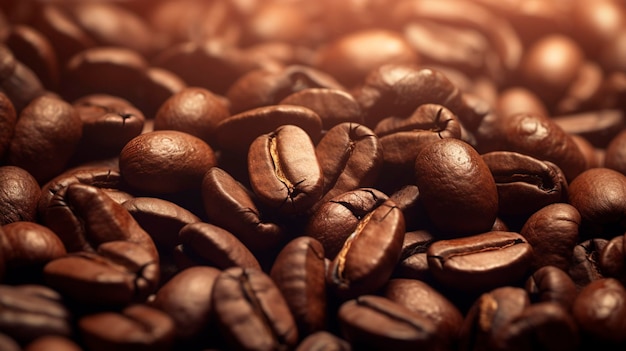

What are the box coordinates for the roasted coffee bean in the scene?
[212,267,299,351]
[42,183,158,258]
[414,138,498,237]
[490,302,579,351]
[119,130,217,194]
[315,29,418,88]
[44,240,159,307]
[68,2,155,57]
[0,92,16,159]
[337,295,440,351]
[295,331,351,351]
[572,278,626,344]
[486,111,587,182]
[248,124,324,215]
[482,151,567,217]
[525,265,578,310]
[496,87,549,119]
[383,279,463,349]
[393,230,435,281]
[38,165,129,217]
[569,238,608,290]
[555,61,604,115]
[355,65,465,128]
[314,123,383,209]
[122,197,200,255]
[458,286,530,351]
[571,0,626,57]
[215,104,323,154]
[0,166,40,225]
[24,335,82,351]
[227,65,344,114]
[79,304,175,351]
[569,168,626,237]
[0,284,73,345]
[1,58,47,113]
[270,236,327,337]
[201,167,285,253]
[73,94,144,149]
[519,203,580,271]
[0,221,66,283]
[427,231,533,293]
[279,88,363,130]
[379,104,462,172]
[177,222,261,270]
[605,129,626,175]
[154,86,229,144]
[150,266,221,343]
[599,233,626,284]
[7,95,82,183]
[553,109,625,149]
[5,25,59,91]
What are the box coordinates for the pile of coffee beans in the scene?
[2,0,626,350]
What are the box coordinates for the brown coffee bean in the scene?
[42,183,158,259]
[5,25,59,91]
[24,336,82,351]
[0,166,40,225]
[295,331,351,351]
[490,302,580,351]
[214,104,322,154]
[572,278,626,344]
[119,130,217,194]
[72,94,145,162]
[44,240,159,307]
[553,109,625,149]
[279,88,363,130]
[314,122,383,209]
[315,29,417,88]
[599,233,626,285]
[496,87,549,118]
[79,304,175,351]
[569,238,608,290]
[571,0,626,57]
[427,231,533,293]
[227,65,344,115]
[605,129,626,175]
[248,124,324,215]
[270,236,327,337]
[0,284,73,345]
[459,286,530,351]
[0,221,66,282]
[569,168,626,237]
[355,65,464,128]
[201,167,286,253]
[483,151,568,217]
[154,87,230,144]
[520,34,585,108]
[393,230,435,281]
[177,222,261,270]
[8,95,82,183]
[520,203,580,271]
[525,265,578,311]
[150,266,221,342]
[414,138,498,237]
[337,295,439,351]
[1,56,47,112]
[383,279,463,349]
[212,267,299,351]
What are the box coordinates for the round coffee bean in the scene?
[119,130,217,194]
[0,166,40,225]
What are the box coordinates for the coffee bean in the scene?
[525,265,578,310]
[572,278,626,344]
[0,166,40,225]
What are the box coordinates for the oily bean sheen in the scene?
[337,295,440,351]
[212,267,299,351]
[427,231,533,293]
[572,278,626,344]
[414,138,498,237]
[79,304,175,351]
[270,236,327,336]
[7,95,82,183]
[525,265,578,310]
[568,168,626,237]
[119,130,217,194]
[248,124,324,215]
[0,166,41,225]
